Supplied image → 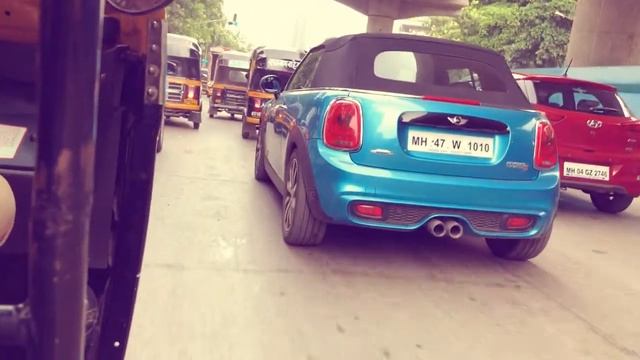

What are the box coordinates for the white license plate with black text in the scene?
[563,162,610,181]
[407,129,494,158]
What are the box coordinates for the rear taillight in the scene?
[323,99,362,151]
[186,86,200,101]
[534,119,558,170]
[250,98,263,118]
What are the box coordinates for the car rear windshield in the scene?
[215,66,249,87]
[167,56,200,79]
[533,81,629,117]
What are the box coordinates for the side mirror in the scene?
[260,75,282,97]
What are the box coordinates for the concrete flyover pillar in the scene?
[367,15,395,33]
[366,0,398,33]
[566,0,640,66]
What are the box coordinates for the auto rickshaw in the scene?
[208,51,250,120]
[0,0,169,359]
[205,46,230,99]
[241,47,305,139]
[165,33,202,130]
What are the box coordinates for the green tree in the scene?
[167,0,250,52]
[420,0,576,68]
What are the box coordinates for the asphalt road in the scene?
[127,108,640,360]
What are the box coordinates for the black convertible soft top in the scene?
[305,33,531,108]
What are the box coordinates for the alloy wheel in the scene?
[283,158,299,232]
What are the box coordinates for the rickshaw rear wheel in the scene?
[156,121,165,153]
[193,122,200,130]
[241,120,251,139]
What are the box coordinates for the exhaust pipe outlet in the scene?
[426,219,447,238]
[445,220,464,240]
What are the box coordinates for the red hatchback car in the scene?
[515,73,640,213]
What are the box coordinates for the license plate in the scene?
[563,162,610,181]
[407,129,494,158]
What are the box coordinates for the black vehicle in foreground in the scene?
[0,0,171,359]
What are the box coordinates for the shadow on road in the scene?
[165,117,195,130]
[558,190,639,221]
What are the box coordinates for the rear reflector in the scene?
[353,204,383,220]
[422,95,481,106]
[504,215,534,230]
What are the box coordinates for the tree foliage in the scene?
[167,0,250,52]
[421,0,576,68]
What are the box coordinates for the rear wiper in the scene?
[590,107,620,115]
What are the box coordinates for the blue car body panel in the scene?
[259,33,560,241]
[262,89,559,239]
[308,139,558,238]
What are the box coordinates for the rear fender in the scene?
[285,126,332,222]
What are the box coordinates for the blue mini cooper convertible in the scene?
[254,33,559,261]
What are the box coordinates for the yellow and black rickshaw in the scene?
[241,47,305,139]
[208,51,250,120]
[165,33,202,130]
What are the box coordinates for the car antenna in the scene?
[562,58,573,77]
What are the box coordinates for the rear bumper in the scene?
[164,107,201,122]
[210,103,245,114]
[246,116,260,125]
[308,140,559,239]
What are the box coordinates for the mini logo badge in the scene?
[586,119,603,129]
[447,116,469,126]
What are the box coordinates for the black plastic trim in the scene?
[285,127,333,222]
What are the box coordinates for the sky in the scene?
[222,0,368,50]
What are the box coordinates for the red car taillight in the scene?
[323,99,362,151]
[534,119,558,170]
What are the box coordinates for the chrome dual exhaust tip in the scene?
[426,218,464,239]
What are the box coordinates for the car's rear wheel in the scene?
[590,193,633,214]
[485,226,552,261]
[254,123,268,182]
[282,150,326,246]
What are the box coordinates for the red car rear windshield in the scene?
[533,81,630,117]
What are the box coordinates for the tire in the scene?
[242,120,251,140]
[282,150,326,246]
[241,119,252,139]
[155,121,164,153]
[193,122,200,130]
[254,123,268,182]
[590,193,633,214]
[485,226,553,261]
